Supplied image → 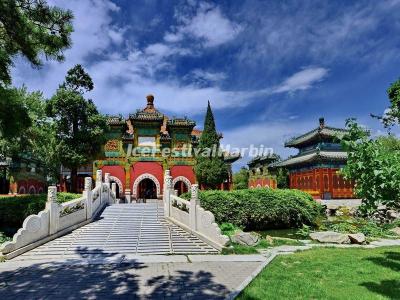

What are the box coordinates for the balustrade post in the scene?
[104,173,110,187]
[46,186,59,235]
[111,182,117,204]
[189,184,199,231]
[83,177,93,220]
[163,170,172,217]
[111,182,116,194]
[95,169,102,187]
[104,173,111,204]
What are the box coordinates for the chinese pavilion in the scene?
[94,95,238,201]
[270,118,354,199]
[247,154,278,189]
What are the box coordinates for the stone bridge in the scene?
[1,170,228,260]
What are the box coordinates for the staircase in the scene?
[13,202,218,261]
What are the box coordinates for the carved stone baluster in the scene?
[83,177,93,220]
[95,169,102,187]
[190,184,199,231]
[163,170,172,217]
[46,186,59,235]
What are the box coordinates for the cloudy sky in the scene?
[12,0,400,169]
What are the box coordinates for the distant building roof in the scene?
[285,118,348,148]
[106,115,125,125]
[269,150,347,168]
[247,154,279,168]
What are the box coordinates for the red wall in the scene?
[170,165,195,183]
[130,162,164,190]
[101,165,125,192]
[17,179,46,194]
[248,177,277,189]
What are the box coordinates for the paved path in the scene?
[0,255,269,299]
[14,203,217,262]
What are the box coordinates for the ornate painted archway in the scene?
[132,173,161,199]
[109,176,123,197]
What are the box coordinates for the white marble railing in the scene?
[0,170,117,259]
[163,170,229,251]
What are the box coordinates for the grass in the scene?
[238,246,400,300]
[0,232,11,244]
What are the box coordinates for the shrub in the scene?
[184,188,323,230]
[0,193,81,230]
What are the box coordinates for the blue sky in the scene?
[12,0,400,169]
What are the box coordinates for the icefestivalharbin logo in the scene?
[124,143,274,158]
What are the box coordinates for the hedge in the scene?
[0,192,81,230]
[183,189,323,230]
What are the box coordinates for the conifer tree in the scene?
[46,65,108,192]
[194,101,228,189]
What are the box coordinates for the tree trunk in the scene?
[71,167,78,193]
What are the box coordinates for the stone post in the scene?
[174,190,178,196]
[104,173,111,204]
[46,186,59,235]
[111,182,116,195]
[111,182,117,204]
[125,190,131,203]
[95,169,102,187]
[83,177,93,220]
[163,170,172,217]
[104,173,110,187]
[190,184,199,231]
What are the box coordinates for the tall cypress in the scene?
[195,101,228,189]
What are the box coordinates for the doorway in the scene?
[174,180,189,196]
[138,178,157,199]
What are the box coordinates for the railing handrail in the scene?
[163,170,229,251]
[0,170,117,259]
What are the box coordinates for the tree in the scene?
[341,119,400,215]
[276,167,289,189]
[0,0,73,159]
[0,86,31,141]
[372,78,400,128]
[194,101,228,189]
[46,65,108,192]
[233,167,249,190]
[0,0,73,86]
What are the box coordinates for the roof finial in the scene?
[319,117,325,128]
[146,94,154,107]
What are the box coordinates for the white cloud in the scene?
[11,1,329,120]
[165,4,242,47]
[272,67,328,94]
[189,69,227,83]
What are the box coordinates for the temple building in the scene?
[93,95,239,201]
[270,118,354,199]
[247,154,278,189]
[0,154,47,195]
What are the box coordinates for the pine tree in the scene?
[46,65,108,192]
[194,101,228,189]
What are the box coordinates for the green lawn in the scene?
[238,246,400,300]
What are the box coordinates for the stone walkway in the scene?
[0,255,268,299]
[14,203,217,262]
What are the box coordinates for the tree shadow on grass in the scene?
[361,251,400,299]
[364,251,400,272]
